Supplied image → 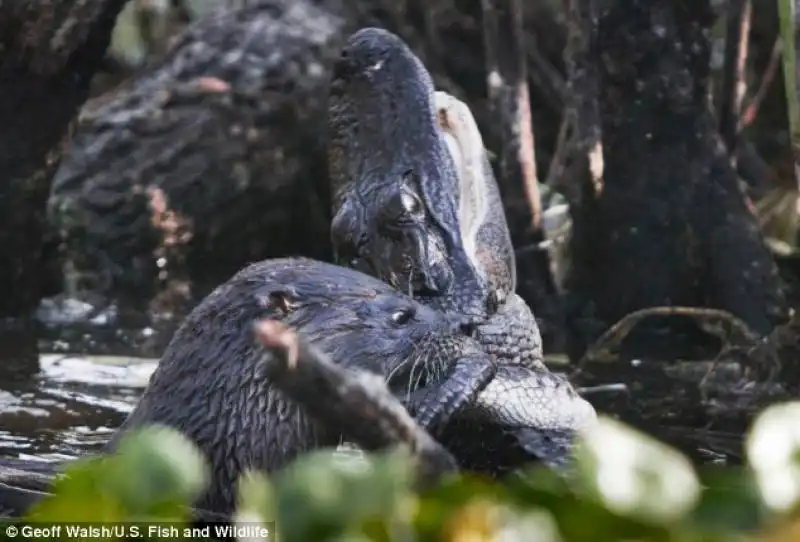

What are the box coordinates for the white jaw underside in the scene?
[434,91,489,278]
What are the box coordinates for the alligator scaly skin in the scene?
[327,28,596,462]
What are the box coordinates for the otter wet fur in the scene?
[105,257,495,515]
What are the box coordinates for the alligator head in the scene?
[327,27,491,323]
[327,27,598,469]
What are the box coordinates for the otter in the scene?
[0,256,595,519]
[104,257,496,515]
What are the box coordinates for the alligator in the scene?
[326,27,596,464]
[0,27,598,520]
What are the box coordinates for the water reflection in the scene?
[0,352,156,459]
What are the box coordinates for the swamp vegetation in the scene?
[0,0,798,540]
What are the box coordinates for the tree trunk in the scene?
[0,0,128,367]
[565,0,788,362]
[49,1,348,311]
[49,0,571,320]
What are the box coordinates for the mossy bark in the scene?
[0,0,128,318]
[565,0,788,361]
[50,1,347,308]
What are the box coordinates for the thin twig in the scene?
[740,38,784,130]
[544,116,573,192]
[481,0,542,229]
[577,383,628,395]
[718,0,751,155]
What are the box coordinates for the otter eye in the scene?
[391,307,415,325]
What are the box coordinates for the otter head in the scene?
[111,258,481,514]
[257,259,480,395]
[327,27,491,323]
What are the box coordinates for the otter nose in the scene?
[449,315,478,338]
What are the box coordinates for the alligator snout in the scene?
[330,26,436,105]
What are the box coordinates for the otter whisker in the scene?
[384,330,426,385]
[406,349,428,398]
[403,335,445,402]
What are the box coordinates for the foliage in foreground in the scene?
[15,402,800,541]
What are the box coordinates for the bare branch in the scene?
[252,319,459,488]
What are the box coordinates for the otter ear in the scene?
[262,290,298,316]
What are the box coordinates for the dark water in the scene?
[0,298,170,461]
[0,352,156,460]
[0,300,785,469]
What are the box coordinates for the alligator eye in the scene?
[391,307,415,325]
[383,190,423,225]
[400,191,421,214]
[400,169,423,215]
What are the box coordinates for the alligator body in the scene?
[326,27,596,464]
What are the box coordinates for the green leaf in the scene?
[777,0,799,144]
[103,425,209,516]
[236,470,276,522]
[691,467,765,533]
[269,449,415,542]
[27,426,209,524]
[26,457,127,523]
